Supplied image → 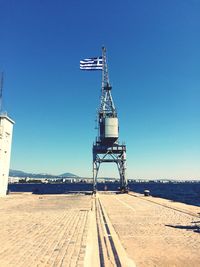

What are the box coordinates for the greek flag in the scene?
[80,57,103,70]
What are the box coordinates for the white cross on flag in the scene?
[80,57,103,70]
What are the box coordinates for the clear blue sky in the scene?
[1,0,200,179]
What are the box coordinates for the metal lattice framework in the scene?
[99,48,116,117]
[93,47,128,192]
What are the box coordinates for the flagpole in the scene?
[101,46,105,95]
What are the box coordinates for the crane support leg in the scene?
[116,150,128,192]
[93,143,128,193]
[93,161,100,193]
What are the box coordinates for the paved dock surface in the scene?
[0,194,91,267]
[0,192,200,267]
[100,193,200,267]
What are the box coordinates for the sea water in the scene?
[8,182,200,207]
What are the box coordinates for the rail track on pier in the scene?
[94,194,135,267]
[128,192,200,219]
[88,192,199,267]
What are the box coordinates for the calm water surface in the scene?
[8,182,200,207]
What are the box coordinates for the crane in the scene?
[92,47,128,193]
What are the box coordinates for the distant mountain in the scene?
[59,172,78,178]
[9,169,79,179]
[9,170,27,177]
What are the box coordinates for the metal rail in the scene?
[95,196,122,267]
[128,192,200,219]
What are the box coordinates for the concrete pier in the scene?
[0,193,199,266]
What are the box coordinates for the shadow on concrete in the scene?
[166,222,200,233]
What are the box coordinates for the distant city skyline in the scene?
[1,1,200,179]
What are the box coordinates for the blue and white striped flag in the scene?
[80,57,103,70]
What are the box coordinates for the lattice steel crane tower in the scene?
[93,47,128,192]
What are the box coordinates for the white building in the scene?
[0,115,15,196]
[8,177,20,183]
